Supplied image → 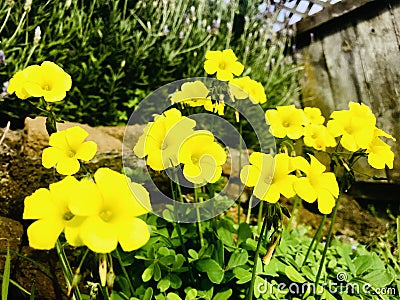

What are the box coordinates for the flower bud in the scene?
[33,26,41,46]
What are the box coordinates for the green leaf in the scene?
[188,249,198,259]
[29,284,35,300]
[157,277,170,292]
[173,254,185,270]
[170,274,182,289]
[143,287,153,300]
[2,246,11,300]
[284,266,306,283]
[363,269,395,287]
[341,293,361,300]
[142,264,154,282]
[354,255,374,275]
[154,263,162,281]
[238,223,252,245]
[166,292,182,300]
[227,249,248,270]
[212,289,232,300]
[233,267,252,284]
[185,288,197,300]
[196,258,224,284]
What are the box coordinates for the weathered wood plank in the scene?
[299,4,400,182]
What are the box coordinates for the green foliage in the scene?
[0,0,300,127]
[99,215,399,300]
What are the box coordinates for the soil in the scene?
[0,122,398,299]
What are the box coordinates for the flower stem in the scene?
[238,117,243,225]
[247,205,270,300]
[194,186,204,248]
[246,195,253,224]
[114,249,135,296]
[55,239,81,300]
[175,222,196,285]
[302,214,326,266]
[0,7,11,36]
[6,11,27,46]
[257,201,264,234]
[314,194,341,289]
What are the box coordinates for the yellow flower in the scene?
[229,76,267,104]
[178,130,227,184]
[327,102,376,152]
[69,168,151,253]
[42,126,98,175]
[23,176,85,250]
[265,105,307,139]
[8,61,72,102]
[170,81,213,111]
[366,128,396,169]
[303,123,337,151]
[7,67,34,99]
[292,155,339,214]
[204,49,244,81]
[240,152,297,203]
[304,107,325,125]
[134,108,196,171]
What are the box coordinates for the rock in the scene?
[23,117,123,157]
[13,247,69,300]
[0,216,23,271]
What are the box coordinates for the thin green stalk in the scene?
[114,249,135,296]
[247,206,270,300]
[302,215,326,266]
[397,216,400,259]
[0,7,11,35]
[194,186,204,248]
[257,201,264,234]
[314,194,342,290]
[23,45,38,68]
[56,239,81,300]
[246,195,253,224]
[175,222,195,285]
[238,118,242,225]
[6,11,27,46]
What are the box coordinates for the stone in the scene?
[0,216,23,271]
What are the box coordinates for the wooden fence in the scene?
[297,0,400,183]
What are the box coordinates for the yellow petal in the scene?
[42,147,66,168]
[23,188,56,219]
[319,173,339,197]
[48,130,68,149]
[56,157,81,175]
[293,177,317,203]
[76,141,97,161]
[129,182,152,216]
[240,165,261,187]
[260,184,279,203]
[64,217,86,247]
[117,218,150,252]
[317,189,336,214]
[27,219,64,250]
[69,180,102,216]
[80,216,118,253]
[65,126,89,150]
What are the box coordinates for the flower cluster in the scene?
[24,166,151,253]
[204,49,267,105]
[8,61,72,102]
[134,108,227,185]
[22,125,152,253]
[265,103,395,169]
[240,152,339,214]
